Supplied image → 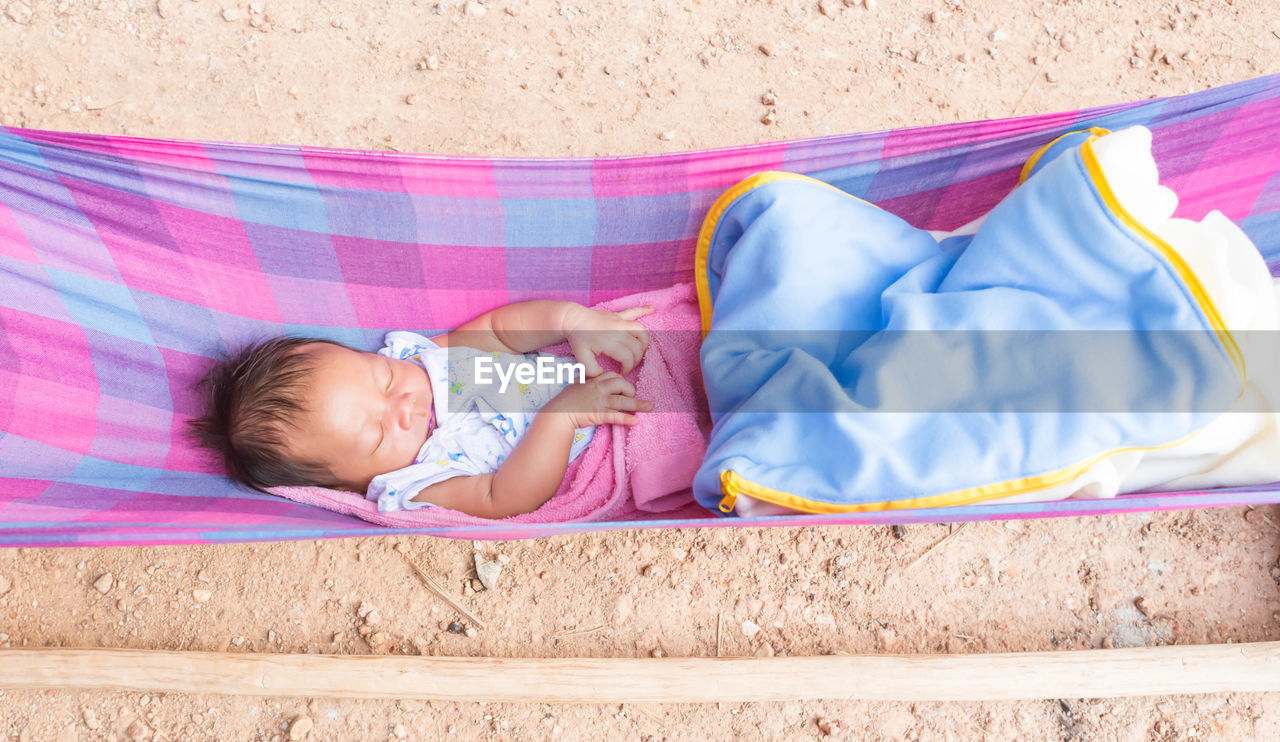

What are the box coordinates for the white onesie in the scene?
[365,331,595,513]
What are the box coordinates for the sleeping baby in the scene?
[189,300,655,519]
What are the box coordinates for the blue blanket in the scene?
[694,130,1244,514]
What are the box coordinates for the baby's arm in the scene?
[433,300,653,375]
[408,373,650,518]
[404,412,575,519]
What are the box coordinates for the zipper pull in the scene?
[717,471,739,513]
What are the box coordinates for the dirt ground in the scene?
[2,0,1280,740]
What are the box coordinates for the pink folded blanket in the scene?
[268,282,709,527]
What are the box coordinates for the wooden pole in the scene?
[1,643,1278,702]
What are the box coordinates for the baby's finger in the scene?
[624,333,648,366]
[570,339,603,377]
[629,323,651,354]
[608,342,639,376]
[607,394,651,412]
[601,375,637,397]
[617,306,654,321]
[602,411,640,426]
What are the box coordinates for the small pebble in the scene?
[758,42,776,56]
[192,589,212,603]
[988,29,1009,42]
[287,714,313,740]
[404,93,419,105]
[1060,33,1077,51]
[761,111,776,125]
[393,724,408,739]
[464,627,478,638]
[93,573,113,594]
[816,717,844,735]
[125,720,149,740]
[658,130,675,141]
[861,0,876,9]
[741,620,761,637]
[1134,597,1151,617]
[81,709,100,730]
[475,556,503,591]
[221,6,240,22]
[650,648,665,658]
[1130,56,1147,68]
[1045,71,1058,83]
[231,636,245,646]
[447,621,465,634]
[330,14,349,29]
[761,91,777,106]
[1182,50,1199,63]
[818,0,840,17]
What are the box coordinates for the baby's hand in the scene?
[564,305,653,376]
[546,372,652,428]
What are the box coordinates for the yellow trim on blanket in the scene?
[693,171,853,337]
[712,133,1249,515]
[717,422,1213,514]
[1079,137,1246,379]
[1018,127,1111,184]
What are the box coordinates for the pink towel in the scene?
[268,282,708,527]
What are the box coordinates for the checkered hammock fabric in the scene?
[3,75,1279,547]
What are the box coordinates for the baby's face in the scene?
[288,343,434,492]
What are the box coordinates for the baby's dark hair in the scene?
[188,336,353,492]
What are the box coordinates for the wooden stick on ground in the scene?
[2,643,1279,702]
[400,553,485,630]
[907,523,969,570]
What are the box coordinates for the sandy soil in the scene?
[2,0,1280,740]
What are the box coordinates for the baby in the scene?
[190,300,654,519]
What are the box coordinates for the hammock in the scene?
[3,75,1279,547]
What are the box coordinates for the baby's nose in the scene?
[394,393,420,430]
